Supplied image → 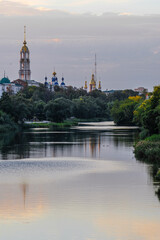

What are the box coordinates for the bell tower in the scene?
[19,26,31,81]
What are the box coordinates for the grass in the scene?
[24,119,79,129]
[24,117,108,129]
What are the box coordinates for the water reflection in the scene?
[0,128,138,160]
[0,123,159,240]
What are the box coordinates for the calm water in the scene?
[0,122,159,240]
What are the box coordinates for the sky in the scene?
[0,0,160,90]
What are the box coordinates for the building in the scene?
[89,74,96,92]
[83,55,102,92]
[84,73,102,92]
[44,71,66,91]
[12,79,28,88]
[134,87,148,95]
[0,75,23,98]
[103,89,116,95]
[19,26,31,81]
[26,80,40,87]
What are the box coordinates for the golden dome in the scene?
[84,81,87,89]
[21,46,28,52]
[53,71,57,76]
[21,41,29,53]
[90,74,96,85]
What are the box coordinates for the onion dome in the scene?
[54,81,59,86]
[21,42,29,53]
[44,76,48,87]
[20,26,29,53]
[52,77,56,82]
[90,74,96,85]
[0,76,10,84]
[60,77,65,87]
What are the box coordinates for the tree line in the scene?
[0,84,141,126]
[111,85,160,136]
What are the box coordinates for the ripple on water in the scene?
[0,157,128,184]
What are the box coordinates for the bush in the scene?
[134,140,160,163]
[146,134,160,142]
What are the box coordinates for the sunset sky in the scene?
[0,0,160,90]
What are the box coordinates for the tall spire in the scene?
[19,26,31,81]
[95,53,97,83]
[24,26,27,45]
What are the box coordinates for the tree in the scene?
[111,97,142,125]
[34,100,46,120]
[45,97,73,122]
[134,85,160,134]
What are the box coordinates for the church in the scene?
[0,27,101,98]
[84,55,102,92]
[44,71,66,91]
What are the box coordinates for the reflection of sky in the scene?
[0,127,160,240]
[0,158,159,240]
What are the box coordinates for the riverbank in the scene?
[134,134,160,183]
[24,118,108,129]
[134,134,160,163]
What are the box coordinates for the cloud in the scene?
[46,38,62,43]
[0,1,42,16]
[0,9,160,90]
[119,12,132,16]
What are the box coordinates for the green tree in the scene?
[111,97,142,125]
[34,100,46,120]
[45,97,73,122]
[134,86,160,134]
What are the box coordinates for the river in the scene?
[0,122,159,240]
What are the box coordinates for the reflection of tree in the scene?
[21,183,29,209]
[0,132,31,160]
[89,137,97,157]
[112,130,139,148]
[136,158,160,203]
[155,187,160,202]
[0,128,139,160]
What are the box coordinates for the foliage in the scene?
[134,140,160,163]
[133,85,160,134]
[1,85,157,129]
[145,134,160,142]
[45,97,73,122]
[33,100,46,120]
[106,89,139,102]
[72,96,109,119]
[111,97,142,125]
[0,110,18,132]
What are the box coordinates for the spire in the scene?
[95,53,97,82]
[84,81,88,90]
[19,26,31,81]
[23,26,27,45]
[4,70,5,78]
[98,81,101,90]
